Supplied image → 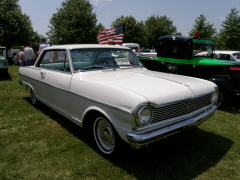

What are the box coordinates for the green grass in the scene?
[0,66,240,180]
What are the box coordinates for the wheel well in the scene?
[82,110,107,130]
[208,78,233,93]
[25,84,31,92]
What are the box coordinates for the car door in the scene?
[36,49,72,115]
[162,40,196,76]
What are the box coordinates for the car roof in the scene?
[158,35,214,46]
[159,35,192,41]
[42,44,130,51]
[122,43,140,47]
[197,50,240,55]
[214,50,240,55]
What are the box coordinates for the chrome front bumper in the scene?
[127,106,217,149]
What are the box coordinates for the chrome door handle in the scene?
[40,71,46,78]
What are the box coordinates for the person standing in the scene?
[39,38,49,53]
[150,46,155,53]
[18,46,26,66]
[7,50,13,65]
[24,41,35,66]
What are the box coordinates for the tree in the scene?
[0,0,39,51]
[145,15,180,49]
[111,15,147,48]
[189,14,216,39]
[96,23,105,32]
[47,0,99,45]
[216,8,240,50]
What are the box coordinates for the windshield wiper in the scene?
[119,64,142,68]
[82,65,105,70]
[131,64,143,67]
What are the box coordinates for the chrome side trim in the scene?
[19,79,34,92]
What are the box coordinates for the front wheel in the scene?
[93,116,119,155]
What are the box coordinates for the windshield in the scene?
[193,45,214,57]
[70,48,144,71]
[233,53,240,60]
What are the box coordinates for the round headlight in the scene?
[136,106,153,127]
[211,91,219,105]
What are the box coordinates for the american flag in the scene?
[97,23,125,44]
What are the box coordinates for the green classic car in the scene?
[0,46,8,78]
[140,35,240,106]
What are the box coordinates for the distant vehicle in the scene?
[122,43,157,59]
[197,50,240,62]
[122,43,141,52]
[139,35,240,106]
[18,44,218,155]
[0,46,8,78]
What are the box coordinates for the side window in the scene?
[215,54,221,60]
[216,54,231,61]
[41,51,52,64]
[225,54,230,60]
[165,41,188,59]
[37,50,69,72]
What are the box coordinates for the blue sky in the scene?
[19,0,240,37]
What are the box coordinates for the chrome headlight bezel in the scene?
[211,91,219,105]
[135,106,153,127]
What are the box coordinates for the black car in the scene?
[140,35,240,106]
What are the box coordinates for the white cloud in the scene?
[219,17,226,20]
[92,0,112,5]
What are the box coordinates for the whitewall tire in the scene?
[93,117,117,155]
[30,88,37,105]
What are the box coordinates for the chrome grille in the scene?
[151,93,212,123]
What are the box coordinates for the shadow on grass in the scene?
[23,97,233,180]
[0,73,12,81]
[110,130,233,180]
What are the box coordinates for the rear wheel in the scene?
[93,116,121,155]
[30,88,37,105]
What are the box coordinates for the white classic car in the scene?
[197,50,240,61]
[18,44,219,155]
[214,51,240,61]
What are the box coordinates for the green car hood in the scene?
[141,56,240,66]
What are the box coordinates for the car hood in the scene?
[76,68,216,107]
